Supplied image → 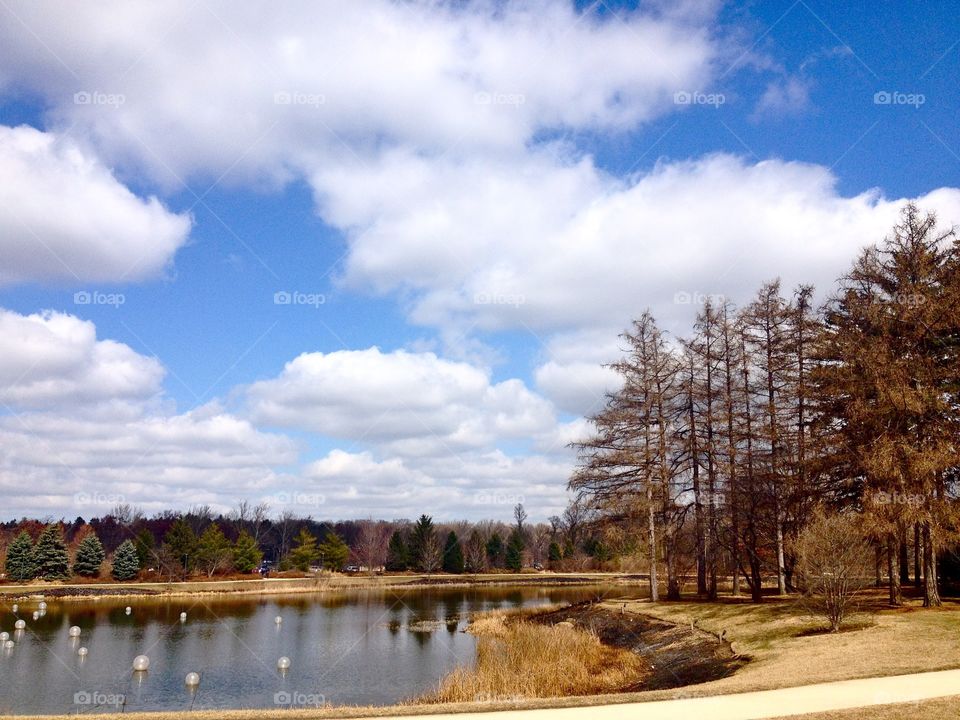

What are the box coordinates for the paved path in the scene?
[386,669,960,720]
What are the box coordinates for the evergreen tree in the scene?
[409,514,435,570]
[288,527,320,571]
[5,531,36,581]
[111,540,140,581]
[232,530,262,573]
[165,518,198,576]
[486,532,505,568]
[318,531,350,571]
[505,529,524,571]
[73,533,105,577]
[385,530,409,571]
[196,523,233,577]
[548,541,562,564]
[34,525,70,580]
[442,531,465,574]
[134,528,155,569]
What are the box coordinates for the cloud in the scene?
[752,76,812,119]
[246,347,556,454]
[0,1,720,186]
[0,125,191,285]
[313,151,960,340]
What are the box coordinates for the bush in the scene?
[795,510,872,632]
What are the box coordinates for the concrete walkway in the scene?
[389,669,960,720]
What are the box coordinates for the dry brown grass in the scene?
[415,610,647,703]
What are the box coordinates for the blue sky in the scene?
[0,0,957,521]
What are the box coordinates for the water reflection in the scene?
[0,584,635,713]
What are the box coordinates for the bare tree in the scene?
[353,520,390,573]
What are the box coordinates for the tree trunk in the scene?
[874,544,883,587]
[898,526,909,586]
[647,484,658,602]
[922,522,941,607]
[914,522,922,587]
[887,534,902,606]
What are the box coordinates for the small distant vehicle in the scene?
[344,565,361,574]
[533,562,544,571]
[258,561,275,576]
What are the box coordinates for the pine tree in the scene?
[505,529,524,571]
[196,524,233,577]
[34,525,70,580]
[134,528,155,569]
[288,528,319,571]
[409,515,436,571]
[232,530,262,573]
[485,532,505,568]
[385,530,409,571]
[73,533,105,577]
[548,541,562,564]
[442,531,464,574]
[165,518,198,576]
[5,531,36,581]
[318,531,350,571]
[111,540,140,581]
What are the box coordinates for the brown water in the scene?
[0,584,638,714]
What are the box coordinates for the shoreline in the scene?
[0,572,649,603]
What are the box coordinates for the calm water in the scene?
[0,585,636,714]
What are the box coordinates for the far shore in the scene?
[0,571,649,602]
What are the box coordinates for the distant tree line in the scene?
[571,205,960,607]
[1,499,616,582]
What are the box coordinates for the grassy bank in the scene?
[0,571,644,602]
[415,610,647,702]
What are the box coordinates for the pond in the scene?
[0,584,639,714]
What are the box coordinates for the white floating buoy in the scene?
[179,612,187,622]
[185,672,200,687]
[11,604,17,613]
[125,606,132,615]
[78,647,88,657]
[277,656,291,671]
[38,602,47,611]
[274,615,283,625]
[0,632,8,642]
[32,611,39,620]
[14,620,25,629]
[3,640,13,649]
[68,626,81,638]
[132,654,150,671]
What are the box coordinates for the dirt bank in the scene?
[530,601,747,690]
